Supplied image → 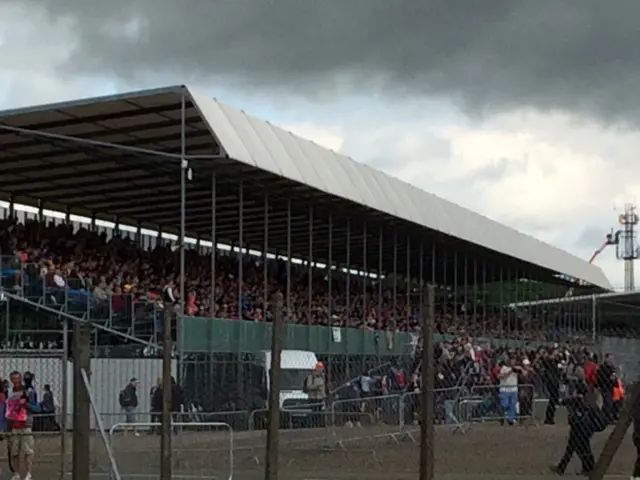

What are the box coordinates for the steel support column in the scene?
[499,266,504,333]
[473,258,478,325]
[442,247,447,316]
[431,242,436,283]
[454,251,458,322]
[419,241,424,312]
[308,205,313,325]
[286,199,292,319]
[362,221,367,325]
[238,182,244,320]
[463,254,468,322]
[513,267,518,334]
[346,219,351,327]
[327,214,333,323]
[406,236,411,329]
[327,214,333,384]
[263,194,269,314]
[393,232,398,321]
[482,257,487,334]
[378,227,383,326]
[211,173,216,310]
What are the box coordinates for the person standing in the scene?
[150,377,163,435]
[303,362,327,428]
[542,350,561,425]
[304,362,327,406]
[6,371,38,480]
[119,378,140,436]
[40,384,60,431]
[597,354,617,424]
[498,357,521,426]
[518,358,535,419]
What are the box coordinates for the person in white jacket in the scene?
[498,357,521,426]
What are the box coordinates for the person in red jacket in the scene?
[584,354,598,390]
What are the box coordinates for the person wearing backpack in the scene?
[119,378,139,436]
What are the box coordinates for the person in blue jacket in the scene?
[22,372,42,432]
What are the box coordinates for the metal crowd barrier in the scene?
[109,421,234,480]
[248,402,328,430]
[331,393,402,427]
[457,383,536,425]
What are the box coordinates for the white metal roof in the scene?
[186,87,612,289]
[0,84,612,289]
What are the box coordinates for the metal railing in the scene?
[0,254,163,343]
[457,383,537,424]
[109,421,234,480]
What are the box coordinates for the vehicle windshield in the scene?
[279,369,312,391]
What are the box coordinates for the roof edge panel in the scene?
[0,85,612,290]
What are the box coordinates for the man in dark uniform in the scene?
[597,353,617,424]
[541,349,561,425]
[551,382,604,476]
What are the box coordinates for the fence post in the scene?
[591,294,597,345]
[160,305,174,480]
[419,284,435,480]
[265,291,284,480]
[72,321,91,480]
[590,382,640,480]
[60,317,69,479]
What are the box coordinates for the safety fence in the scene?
[45,385,546,435]
[107,421,234,480]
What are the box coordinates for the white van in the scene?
[255,349,319,409]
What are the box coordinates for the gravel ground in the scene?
[4,422,638,479]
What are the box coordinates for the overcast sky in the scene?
[2,0,640,288]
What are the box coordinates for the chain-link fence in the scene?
[171,282,640,479]
[6,249,640,478]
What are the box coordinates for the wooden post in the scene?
[264,292,284,480]
[72,322,91,480]
[419,284,435,480]
[160,306,173,480]
[590,382,640,480]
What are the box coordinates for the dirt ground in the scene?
[4,422,638,479]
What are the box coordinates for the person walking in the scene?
[551,383,605,476]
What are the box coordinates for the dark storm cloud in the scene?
[26,0,640,121]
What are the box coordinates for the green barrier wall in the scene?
[180,316,413,355]
[179,317,548,354]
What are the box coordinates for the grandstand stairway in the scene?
[0,288,160,355]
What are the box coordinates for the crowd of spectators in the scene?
[0,218,630,435]
[0,218,592,341]
[343,336,622,428]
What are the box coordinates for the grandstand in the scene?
[0,84,614,410]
